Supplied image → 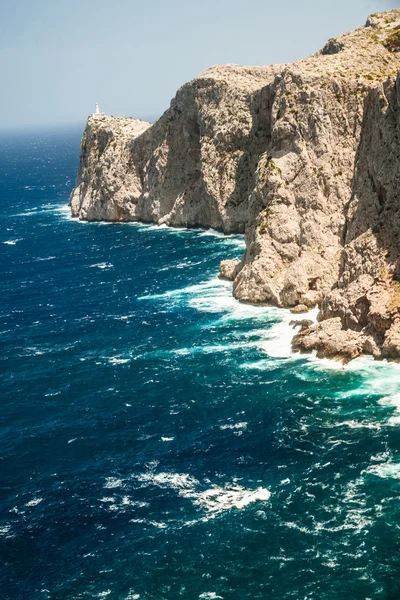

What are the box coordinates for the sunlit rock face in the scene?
[71,9,400,359]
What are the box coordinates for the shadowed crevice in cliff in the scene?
[344,78,400,269]
[223,84,275,233]
[160,80,225,230]
[131,87,216,228]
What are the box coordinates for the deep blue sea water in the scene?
[2,129,400,600]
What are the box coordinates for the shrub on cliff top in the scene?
[384,26,400,52]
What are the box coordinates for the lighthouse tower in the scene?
[92,103,105,118]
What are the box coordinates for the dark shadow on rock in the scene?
[344,74,400,277]
[223,83,276,233]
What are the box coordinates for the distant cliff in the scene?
[71,9,400,361]
[70,63,283,233]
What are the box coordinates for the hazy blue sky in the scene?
[0,0,398,129]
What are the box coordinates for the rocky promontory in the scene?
[70,10,400,361]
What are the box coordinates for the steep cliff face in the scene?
[295,72,400,360]
[71,64,283,233]
[71,9,400,360]
[231,11,400,308]
[70,118,152,221]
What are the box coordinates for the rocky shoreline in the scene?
[70,9,400,362]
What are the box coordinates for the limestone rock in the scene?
[219,259,241,281]
[382,321,400,358]
[289,319,314,329]
[290,304,309,314]
[71,64,283,232]
[292,318,370,362]
[70,117,152,221]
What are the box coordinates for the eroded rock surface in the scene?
[71,64,283,232]
[298,69,400,360]
[71,9,400,360]
[219,259,241,281]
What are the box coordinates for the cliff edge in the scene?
[70,9,400,361]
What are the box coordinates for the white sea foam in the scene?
[124,592,140,600]
[134,471,270,515]
[149,521,168,528]
[25,497,43,507]
[198,228,226,238]
[0,525,12,536]
[257,314,297,359]
[173,341,255,356]
[139,278,228,306]
[323,361,400,429]
[90,262,113,270]
[138,274,325,374]
[128,221,244,246]
[337,420,381,430]
[378,393,400,425]
[258,307,319,359]
[139,277,278,326]
[187,280,269,320]
[364,461,400,480]
[198,228,245,247]
[14,203,71,219]
[188,484,271,514]
[136,472,199,490]
[101,495,149,512]
[104,477,125,489]
[108,357,130,365]
[139,275,322,370]
[105,470,271,517]
[34,256,56,262]
[53,204,72,219]
[77,218,400,402]
[67,212,243,247]
[241,300,400,402]
[14,209,39,217]
[23,347,45,356]
[219,422,248,431]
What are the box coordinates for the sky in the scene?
[0,0,398,130]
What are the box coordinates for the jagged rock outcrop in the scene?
[219,259,241,281]
[71,9,400,360]
[292,317,375,362]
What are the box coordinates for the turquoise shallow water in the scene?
[2,130,400,599]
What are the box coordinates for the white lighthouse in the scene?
[92,103,105,118]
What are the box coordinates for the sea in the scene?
[1,128,400,600]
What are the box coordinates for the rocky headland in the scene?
[70,10,400,361]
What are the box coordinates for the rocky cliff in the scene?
[70,64,283,232]
[70,9,400,360]
[293,70,400,361]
